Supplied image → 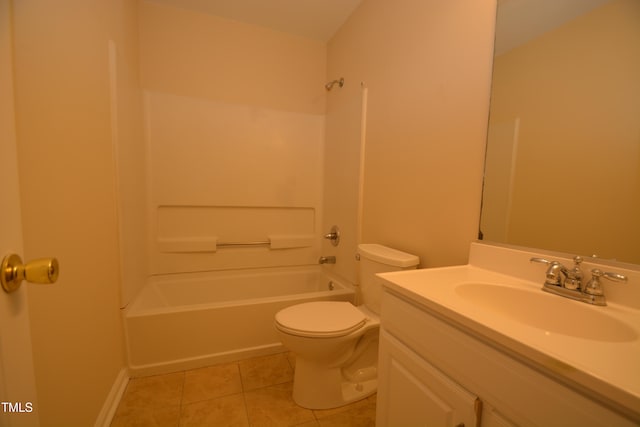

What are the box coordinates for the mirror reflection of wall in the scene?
[481,0,640,264]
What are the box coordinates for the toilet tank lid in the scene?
[358,244,419,268]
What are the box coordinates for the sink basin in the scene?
[455,283,637,343]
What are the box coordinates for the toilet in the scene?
[274,244,419,409]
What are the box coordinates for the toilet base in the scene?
[292,359,377,409]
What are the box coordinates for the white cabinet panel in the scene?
[482,405,517,427]
[378,330,478,427]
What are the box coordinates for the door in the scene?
[0,1,40,426]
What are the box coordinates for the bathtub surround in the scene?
[145,91,324,275]
[108,40,148,308]
[322,82,368,285]
[136,0,496,298]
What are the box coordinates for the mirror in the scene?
[480,0,640,264]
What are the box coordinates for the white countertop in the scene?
[377,243,640,419]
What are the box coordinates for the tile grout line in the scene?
[177,370,186,426]
[236,361,254,426]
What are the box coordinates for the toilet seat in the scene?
[275,301,367,338]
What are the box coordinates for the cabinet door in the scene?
[482,405,517,427]
[377,330,479,427]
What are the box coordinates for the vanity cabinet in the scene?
[376,288,637,427]
[377,329,480,426]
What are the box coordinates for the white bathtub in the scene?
[124,266,355,376]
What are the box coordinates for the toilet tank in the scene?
[358,244,419,314]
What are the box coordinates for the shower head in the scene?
[325,77,344,91]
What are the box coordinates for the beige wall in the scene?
[11,0,140,424]
[139,0,326,114]
[327,0,496,268]
[489,0,640,262]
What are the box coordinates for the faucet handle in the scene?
[530,257,564,286]
[584,268,627,296]
[530,256,581,268]
[530,257,554,266]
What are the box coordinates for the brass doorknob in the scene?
[1,254,59,293]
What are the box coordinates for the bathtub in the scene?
[125,265,355,376]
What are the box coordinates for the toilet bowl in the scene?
[274,244,419,409]
[275,301,379,409]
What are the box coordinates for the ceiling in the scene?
[147,0,363,42]
[146,0,611,53]
[495,0,611,55]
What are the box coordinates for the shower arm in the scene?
[325,77,344,91]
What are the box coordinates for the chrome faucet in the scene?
[531,256,582,287]
[319,256,336,264]
[543,261,568,286]
[530,256,626,306]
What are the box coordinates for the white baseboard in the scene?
[94,367,129,427]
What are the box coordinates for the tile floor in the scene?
[111,352,377,426]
